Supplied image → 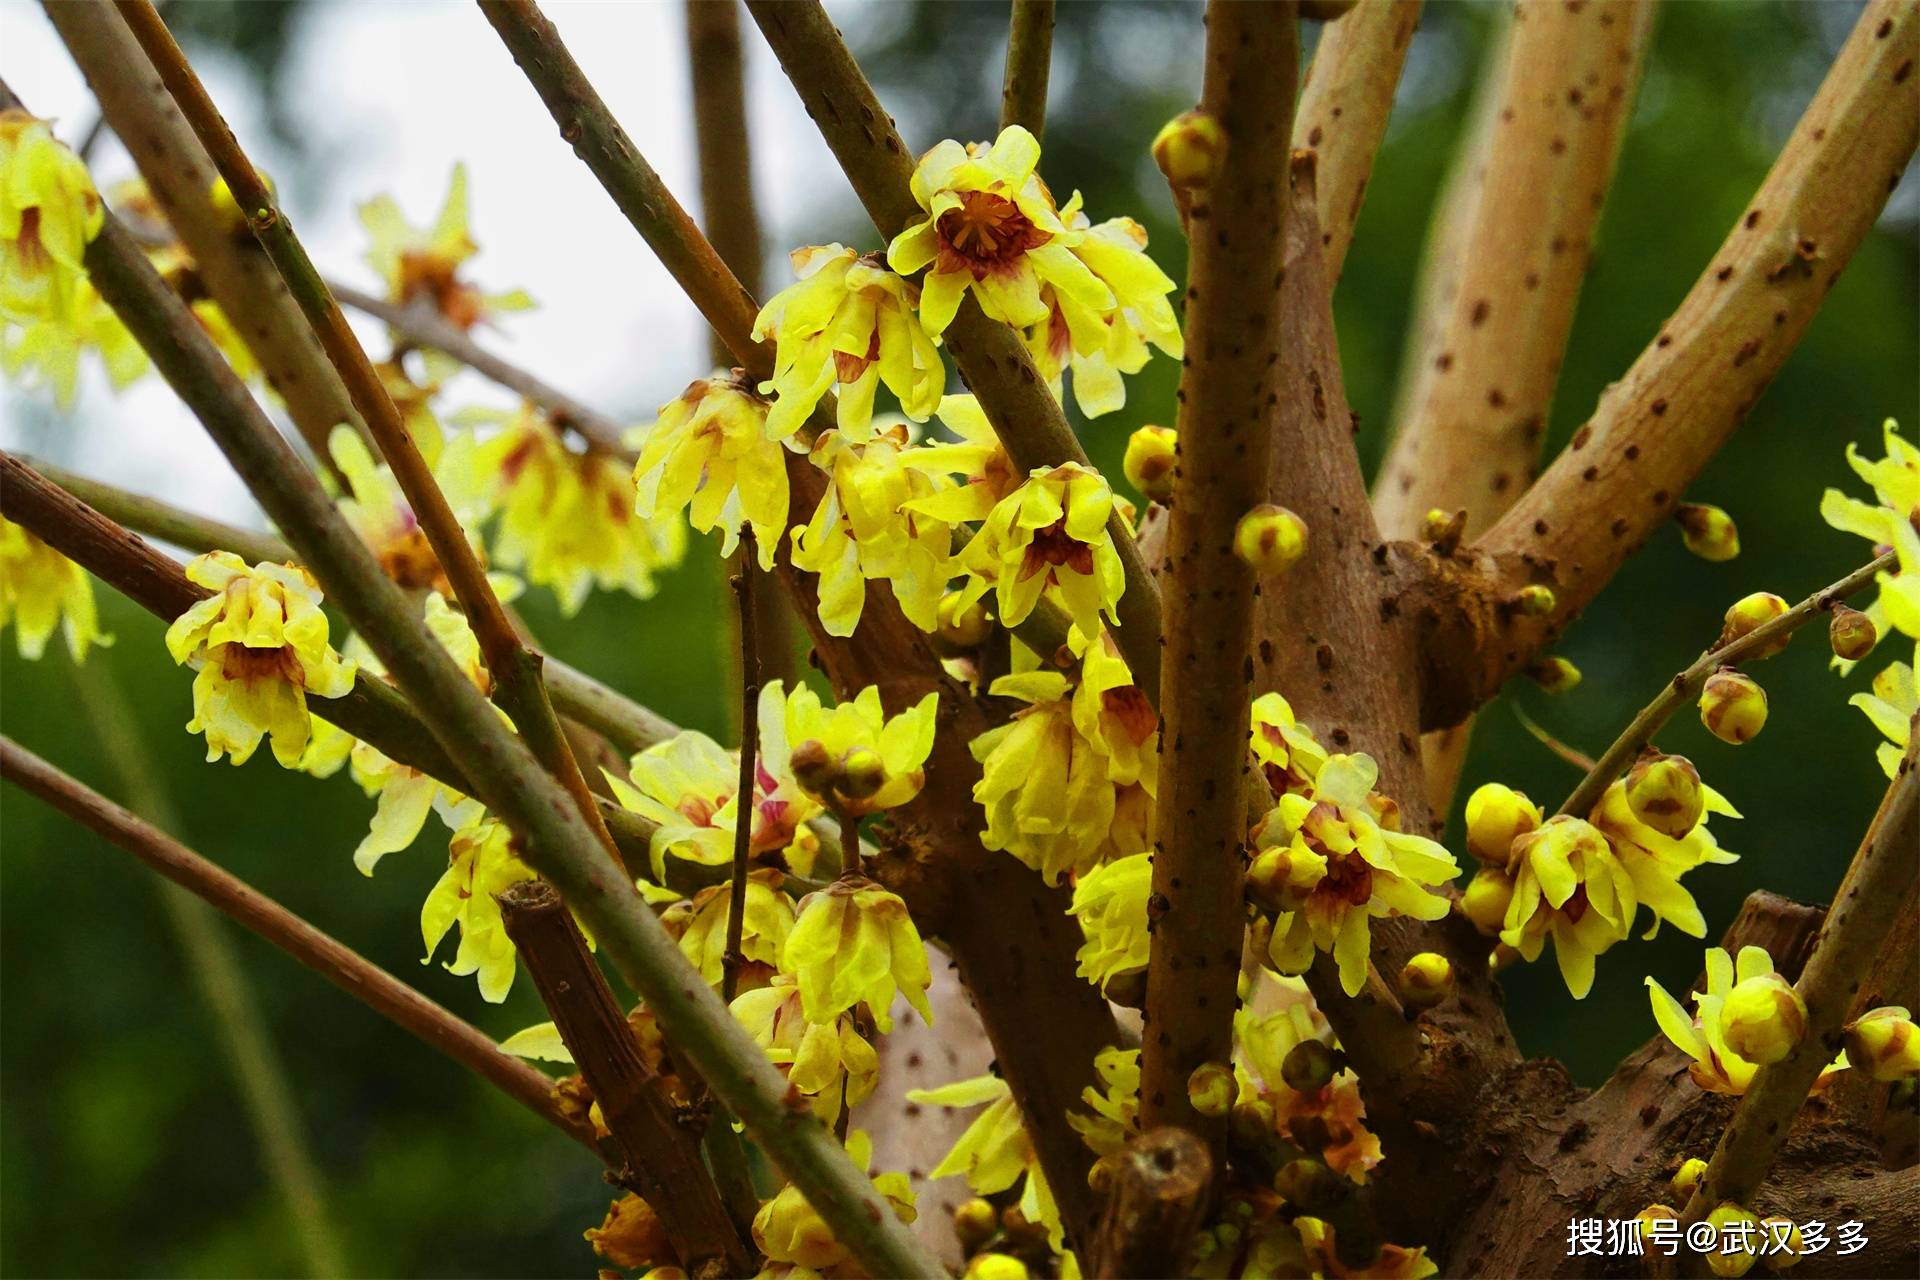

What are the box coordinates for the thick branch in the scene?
[1140,0,1298,1154]
[1431,0,1920,727]
[0,737,597,1152]
[497,881,749,1275]
[1293,0,1423,286]
[1000,0,1055,137]
[1086,1127,1211,1280]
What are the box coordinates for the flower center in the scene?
[218,642,304,688]
[936,191,1048,279]
[1321,852,1375,907]
[1019,517,1095,581]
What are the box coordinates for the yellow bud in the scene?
[1229,1099,1277,1149]
[1671,1156,1708,1200]
[1465,782,1541,865]
[1461,868,1515,935]
[1527,655,1582,694]
[836,746,887,800]
[1514,584,1557,617]
[1759,1217,1806,1270]
[789,738,840,795]
[1151,110,1225,190]
[1634,1203,1679,1244]
[1087,1153,1121,1194]
[1233,504,1309,576]
[1123,425,1179,505]
[965,1254,1030,1280]
[1213,1222,1243,1251]
[1829,604,1877,661]
[1421,506,1467,554]
[954,1198,998,1251]
[1625,753,1705,838]
[1718,592,1790,659]
[1719,973,1806,1065]
[1281,1039,1338,1093]
[1705,1202,1760,1278]
[1844,1006,1920,1082]
[933,591,994,653]
[1676,503,1741,562]
[1400,952,1454,1009]
[1699,669,1767,744]
[1187,1061,1235,1117]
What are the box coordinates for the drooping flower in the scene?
[1068,850,1153,992]
[974,669,1117,884]
[1250,691,1329,799]
[899,393,1024,525]
[752,244,944,440]
[783,874,933,1032]
[886,126,1110,339]
[1587,777,1739,941]
[780,680,939,816]
[331,425,490,597]
[163,552,357,767]
[419,816,539,1003]
[0,517,110,662]
[663,869,796,988]
[1,109,101,324]
[630,372,793,569]
[1498,815,1635,999]
[1849,644,1917,779]
[358,163,533,332]
[1647,945,1847,1095]
[584,1193,673,1272]
[1255,753,1459,996]
[473,405,684,612]
[908,1074,1063,1252]
[950,463,1125,640]
[1067,1046,1142,1160]
[730,975,878,1123]
[1820,419,1920,648]
[1233,991,1382,1182]
[752,1129,915,1269]
[0,277,146,407]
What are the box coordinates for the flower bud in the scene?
[1123,425,1179,505]
[1233,504,1309,576]
[965,1253,1030,1280]
[1844,1006,1920,1082]
[1461,868,1515,935]
[836,746,888,801]
[953,1198,998,1252]
[1759,1218,1805,1270]
[1718,592,1790,659]
[1421,506,1467,554]
[933,590,994,653]
[1229,1099,1276,1149]
[789,738,840,796]
[1087,1153,1120,1195]
[1699,669,1767,744]
[1513,584,1557,617]
[1625,753,1705,838]
[1719,973,1806,1065]
[1705,1202,1760,1278]
[1246,846,1307,914]
[1634,1204,1679,1245]
[1187,1061,1235,1117]
[1671,1156,1708,1201]
[209,173,273,240]
[1526,655,1582,694]
[1400,952,1454,1009]
[1829,605,1877,661]
[1676,503,1740,562]
[1465,783,1541,865]
[1281,1039,1338,1092]
[1152,110,1225,191]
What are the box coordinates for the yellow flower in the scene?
[606,683,825,883]
[0,517,110,661]
[1068,851,1153,991]
[664,869,795,987]
[973,670,1115,883]
[898,393,1024,525]
[1845,1006,1920,1081]
[790,425,955,636]
[419,816,539,1003]
[730,976,877,1123]
[753,244,944,441]
[1,278,147,407]
[1257,754,1458,997]
[950,463,1125,640]
[631,373,792,570]
[1067,1046,1141,1159]
[752,1129,915,1269]
[781,681,938,815]
[1250,691,1329,799]
[1233,995,1382,1182]
[783,874,932,1032]
[1464,782,1542,865]
[1647,945,1847,1095]
[1821,419,1920,647]
[329,425,490,596]
[1295,1218,1437,1280]
[358,163,533,331]
[1,109,101,324]
[1498,815,1634,999]
[909,1074,1064,1252]
[472,405,683,612]
[1588,777,1739,941]
[164,551,357,767]
[886,126,1110,338]
[1850,644,1917,780]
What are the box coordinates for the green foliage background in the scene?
[2,1,1915,1275]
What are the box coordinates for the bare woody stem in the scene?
[0,737,600,1153]
[1556,551,1894,820]
[1683,733,1920,1222]
[743,0,1164,692]
[110,0,622,875]
[497,882,750,1275]
[1000,0,1055,136]
[1292,0,1423,286]
[723,526,763,1005]
[1085,1128,1211,1280]
[1140,0,1298,1156]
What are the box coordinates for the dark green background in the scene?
[3,1,1915,1275]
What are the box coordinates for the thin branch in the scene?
[0,736,599,1152]
[1140,0,1298,1157]
[1557,551,1894,820]
[497,882,750,1275]
[1432,0,1920,727]
[1293,0,1423,286]
[722,528,762,1006]
[1000,0,1055,137]
[1682,733,1920,1222]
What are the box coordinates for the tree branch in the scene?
[1140,0,1298,1156]
[1086,1127,1211,1280]
[0,736,599,1153]
[722,532,762,1005]
[1000,0,1055,137]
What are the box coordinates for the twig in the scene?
[0,736,599,1152]
[1085,1127,1211,1280]
[1293,0,1423,286]
[1556,551,1893,820]
[722,527,762,1005]
[1681,734,1919,1222]
[1000,0,1055,136]
[1140,0,1298,1158]
[497,881,751,1275]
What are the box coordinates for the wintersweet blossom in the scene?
[164,552,357,767]
[752,244,943,440]
[898,393,1023,524]
[419,817,538,1003]
[1250,691,1329,799]
[0,277,145,407]
[331,425,488,596]
[1499,815,1635,999]
[909,1074,1063,1252]
[973,669,1120,884]
[1,109,101,324]
[358,163,532,332]
[1588,778,1740,940]
[1850,647,1917,779]
[783,875,933,1032]
[0,517,110,662]
[729,975,877,1123]
[1235,992,1381,1182]
[780,680,939,816]
[1066,1046,1142,1160]
[752,1129,914,1269]
[950,462,1125,639]
[630,372,792,569]
[1647,945,1847,1095]
[1068,851,1153,991]
[664,870,794,987]
[886,125,1110,338]
[1820,419,1920,648]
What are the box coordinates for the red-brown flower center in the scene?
[218,643,305,688]
[1019,517,1095,581]
[936,191,1048,280]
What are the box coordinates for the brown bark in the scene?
[1086,1127,1212,1280]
